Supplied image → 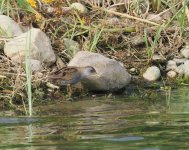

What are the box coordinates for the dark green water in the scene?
[0,87,189,150]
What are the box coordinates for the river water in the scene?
[0,87,189,149]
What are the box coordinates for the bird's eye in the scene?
[90,68,96,73]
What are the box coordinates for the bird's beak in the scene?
[90,73,100,77]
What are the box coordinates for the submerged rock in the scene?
[68,51,131,91]
[0,15,23,37]
[143,66,161,81]
[4,28,56,67]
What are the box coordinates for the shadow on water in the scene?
[1,87,189,149]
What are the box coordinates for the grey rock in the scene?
[0,15,23,37]
[68,51,131,91]
[143,66,161,81]
[176,64,184,77]
[4,28,56,65]
[166,60,177,71]
[180,45,189,59]
[173,58,187,65]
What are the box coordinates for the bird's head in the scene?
[82,66,97,77]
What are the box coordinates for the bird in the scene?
[48,66,98,97]
[48,66,97,85]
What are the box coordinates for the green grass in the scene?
[25,30,32,116]
[144,26,162,60]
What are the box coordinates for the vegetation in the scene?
[0,0,189,115]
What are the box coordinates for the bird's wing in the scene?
[48,67,80,84]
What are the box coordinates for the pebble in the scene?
[129,68,136,72]
[143,66,161,81]
[166,60,177,71]
[173,58,187,65]
[70,3,88,14]
[176,64,184,77]
[167,70,177,78]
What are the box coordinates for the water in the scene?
[0,87,189,150]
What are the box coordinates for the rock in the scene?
[143,66,161,81]
[68,51,131,91]
[180,45,189,58]
[70,3,88,14]
[129,68,136,72]
[4,28,56,65]
[183,60,189,77]
[167,70,177,78]
[166,60,177,71]
[176,64,184,77]
[0,15,23,37]
[63,38,80,58]
[173,58,187,65]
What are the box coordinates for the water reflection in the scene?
[0,87,189,149]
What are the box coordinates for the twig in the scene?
[90,5,160,26]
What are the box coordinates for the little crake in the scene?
[48,66,97,85]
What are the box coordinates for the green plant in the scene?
[144,26,163,60]
[90,28,104,52]
[0,0,36,16]
[25,30,32,116]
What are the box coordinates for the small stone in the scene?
[180,45,189,59]
[176,64,184,77]
[167,70,177,78]
[70,3,88,14]
[166,60,177,71]
[143,66,161,81]
[173,58,187,65]
[130,68,136,72]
